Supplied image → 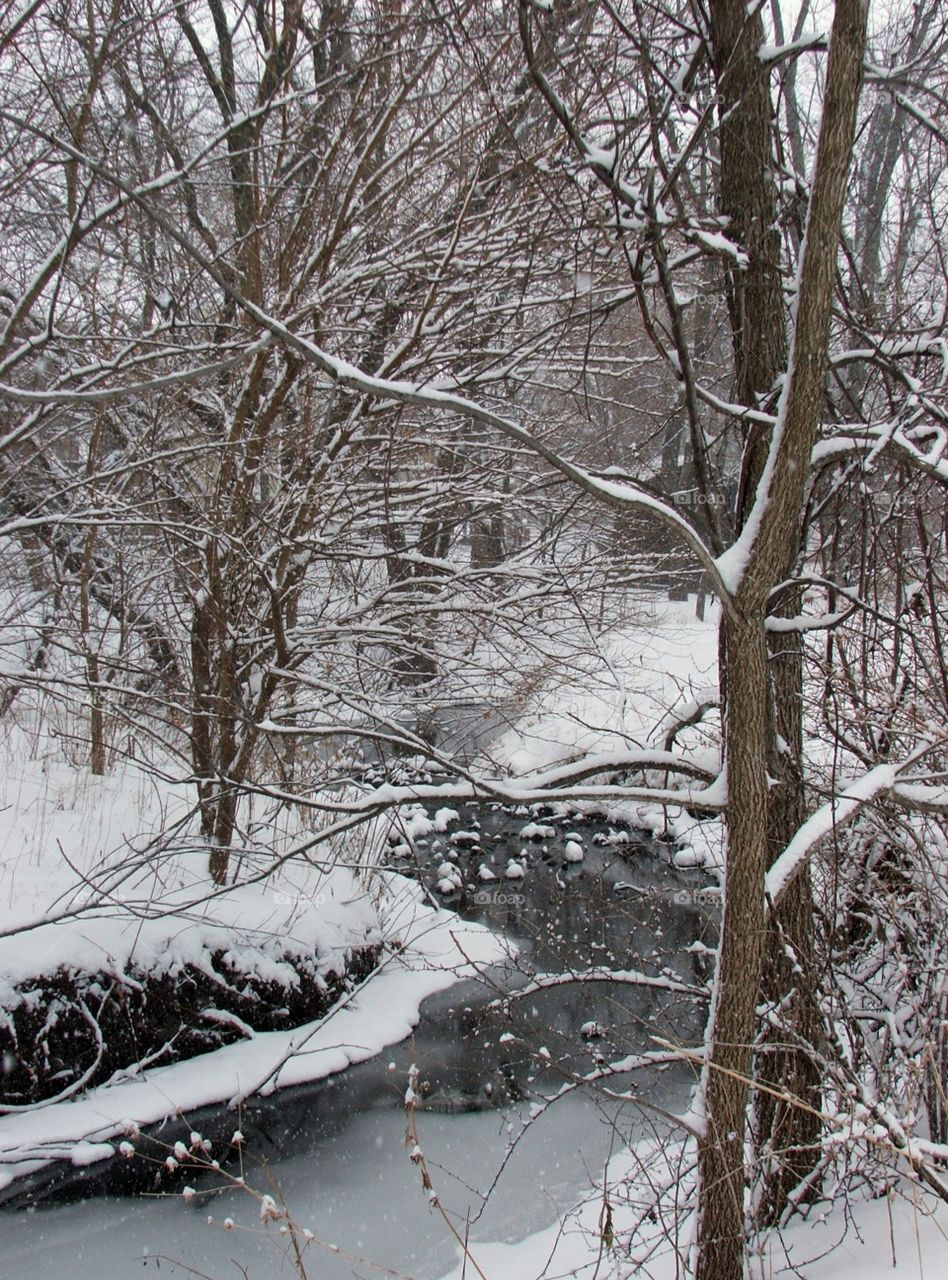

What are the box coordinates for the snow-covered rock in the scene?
[435,861,462,894]
[564,840,585,863]
[449,830,480,847]
[519,822,555,841]
[432,807,459,831]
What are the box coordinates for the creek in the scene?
[0,802,716,1280]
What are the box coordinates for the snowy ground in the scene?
[3,596,942,1277]
[486,597,719,773]
[483,595,724,867]
[433,1147,947,1280]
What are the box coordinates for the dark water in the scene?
[385,801,715,1112]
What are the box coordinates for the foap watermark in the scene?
[272,891,327,907]
[672,887,720,906]
[618,883,719,907]
[471,888,526,907]
[671,489,728,509]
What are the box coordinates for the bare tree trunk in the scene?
[81,420,107,776]
[698,613,771,1280]
[697,1,868,1274]
[710,0,787,504]
[755,589,823,1226]
[710,0,820,1226]
[80,530,106,777]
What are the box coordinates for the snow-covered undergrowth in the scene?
[0,762,375,1006]
[0,718,380,1090]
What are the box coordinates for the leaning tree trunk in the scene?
[696,2,869,1275]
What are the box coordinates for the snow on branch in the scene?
[890,781,948,814]
[653,689,719,753]
[757,33,829,64]
[490,967,707,1005]
[766,764,898,908]
[345,773,729,817]
[814,423,948,485]
[893,92,948,147]
[0,336,273,405]
[767,744,948,909]
[519,749,716,789]
[764,606,854,633]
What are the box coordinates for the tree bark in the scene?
[755,587,823,1226]
[711,0,824,1218]
[698,613,771,1279]
[697,1,869,1274]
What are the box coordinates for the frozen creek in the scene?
[0,805,716,1280]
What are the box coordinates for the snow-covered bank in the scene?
[434,1140,947,1280]
[0,876,507,1190]
[0,834,384,1111]
[0,721,512,1192]
[487,597,719,778]
[485,597,724,867]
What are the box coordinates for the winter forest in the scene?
[0,0,945,1276]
